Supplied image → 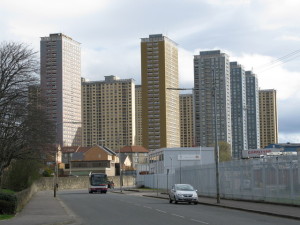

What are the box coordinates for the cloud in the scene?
[279,35,300,42]
[1,0,109,18]
[279,133,300,143]
[82,45,140,82]
[178,48,194,87]
[231,53,300,100]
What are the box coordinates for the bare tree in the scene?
[0,42,55,185]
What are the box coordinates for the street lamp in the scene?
[212,69,221,204]
[54,121,81,198]
[167,73,221,203]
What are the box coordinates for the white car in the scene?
[169,184,198,204]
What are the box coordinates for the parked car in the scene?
[169,184,198,204]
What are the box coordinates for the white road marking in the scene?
[143,206,152,209]
[155,209,167,213]
[191,218,209,224]
[172,213,185,218]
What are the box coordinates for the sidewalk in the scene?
[128,189,300,221]
[0,190,81,225]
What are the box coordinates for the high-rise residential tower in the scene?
[141,34,180,151]
[194,50,232,148]
[40,33,82,146]
[230,62,248,159]
[245,71,260,149]
[135,85,143,146]
[259,89,278,148]
[180,94,194,147]
[82,76,136,151]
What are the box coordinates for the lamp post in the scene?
[117,135,122,193]
[167,79,221,203]
[69,153,73,176]
[54,121,81,198]
[212,69,221,204]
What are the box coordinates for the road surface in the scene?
[58,189,300,225]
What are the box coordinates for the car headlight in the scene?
[177,194,183,197]
[193,193,198,197]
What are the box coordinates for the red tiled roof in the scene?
[120,146,149,153]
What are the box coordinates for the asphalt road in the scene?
[58,189,300,225]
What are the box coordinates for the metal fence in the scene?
[136,156,300,205]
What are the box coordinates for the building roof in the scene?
[98,145,117,156]
[61,146,90,153]
[265,143,300,152]
[120,146,149,153]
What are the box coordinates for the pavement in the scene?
[0,190,82,225]
[0,189,299,225]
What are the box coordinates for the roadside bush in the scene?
[0,193,17,214]
[0,200,15,214]
[42,168,53,177]
[3,159,41,191]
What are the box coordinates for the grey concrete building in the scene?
[40,33,82,146]
[230,62,248,159]
[194,50,232,148]
[245,71,260,149]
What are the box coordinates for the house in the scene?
[119,146,149,174]
[60,145,118,176]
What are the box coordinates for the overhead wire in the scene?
[255,49,300,73]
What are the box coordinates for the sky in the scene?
[1,0,300,143]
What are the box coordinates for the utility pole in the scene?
[167,84,221,203]
[212,69,221,204]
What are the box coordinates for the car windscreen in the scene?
[176,184,194,191]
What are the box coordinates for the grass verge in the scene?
[0,189,15,194]
[0,214,14,220]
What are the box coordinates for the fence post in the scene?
[289,162,294,201]
[262,162,266,201]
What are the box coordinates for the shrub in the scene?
[0,200,15,214]
[0,193,17,215]
[3,159,41,191]
[42,168,53,177]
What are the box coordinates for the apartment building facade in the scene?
[141,34,180,151]
[180,94,194,147]
[259,89,278,148]
[230,62,248,159]
[81,75,136,151]
[135,85,143,146]
[194,50,232,148]
[40,33,82,146]
[245,71,260,149]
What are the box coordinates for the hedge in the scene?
[0,193,17,214]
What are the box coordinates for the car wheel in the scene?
[188,202,191,204]
[194,202,198,205]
